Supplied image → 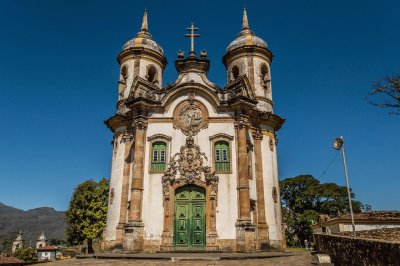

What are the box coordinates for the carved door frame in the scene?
[161,178,218,251]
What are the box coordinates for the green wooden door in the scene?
[174,186,206,250]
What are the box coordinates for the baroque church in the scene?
[102,8,285,252]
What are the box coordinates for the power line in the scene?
[318,151,340,180]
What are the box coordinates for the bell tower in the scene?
[223,8,274,113]
[116,10,167,104]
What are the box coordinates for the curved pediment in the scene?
[161,83,220,111]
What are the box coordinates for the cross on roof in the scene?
[185,23,200,54]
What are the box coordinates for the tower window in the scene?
[260,64,270,91]
[147,66,157,83]
[231,65,239,80]
[214,141,230,173]
[151,141,166,172]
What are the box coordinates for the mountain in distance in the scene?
[0,202,67,245]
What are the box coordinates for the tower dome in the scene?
[223,8,274,113]
[121,9,164,56]
[226,8,268,53]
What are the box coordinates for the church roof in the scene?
[226,8,268,53]
[122,10,164,55]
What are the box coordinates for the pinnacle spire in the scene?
[242,6,249,30]
[141,8,148,32]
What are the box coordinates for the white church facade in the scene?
[102,8,285,252]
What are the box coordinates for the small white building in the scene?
[311,211,400,234]
[102,8,285,253]
[36,232,46,249]
[12,231,24,254]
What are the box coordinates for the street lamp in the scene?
[333,136,356,237]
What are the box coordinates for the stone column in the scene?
[252,130,270,250]
[236,118,251,221]
[235,116,255,252]
[115,130,133,245]
[124,118,147,251]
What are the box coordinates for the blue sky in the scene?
[0,0,399,211]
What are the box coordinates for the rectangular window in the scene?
[222,149,228,162]
[153,150,158,162]
[151,142,167,173]
[214,141,230,173]
[215,149,221,162]
[160,150,166,162]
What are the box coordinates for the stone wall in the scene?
[314,233,400,266]
[338,227,400,242]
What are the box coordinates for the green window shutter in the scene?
[151,142,166,172]
[215,141,230,173]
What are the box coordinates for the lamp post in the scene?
[333,136,356,237]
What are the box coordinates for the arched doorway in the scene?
[174,185,206,250]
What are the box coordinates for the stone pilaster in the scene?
[115,130,133,246]
[235,116,255,252]
[252,130,270,250]
[206,189,218,251]
[124,118,147,251]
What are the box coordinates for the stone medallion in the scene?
[173,94,208,136]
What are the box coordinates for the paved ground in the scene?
[43,252,313,266]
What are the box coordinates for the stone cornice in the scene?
[104,114,130,133]
[147,134,172,142]
[209,133,234,142]
[117,47,167,69]
[222,46,273,67]
[175,55,210,74]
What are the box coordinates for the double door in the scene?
[174,186,206,250]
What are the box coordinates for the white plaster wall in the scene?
[141,96,238,241]
[261,135,282,242]
[105,133,126,241]
[141,123,173,240]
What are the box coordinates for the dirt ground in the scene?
[43,252,313,266]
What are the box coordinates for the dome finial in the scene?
[141,8,148,32]
[242,6,249,30]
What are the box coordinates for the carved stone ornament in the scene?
[162,136,219,200]
[269,137,275,151]
[117,103,128,115]
[272,186,278,203]
[146,91,156,100]
[133,118,148,131]
[173,94,208,136]
[109,188,115,204]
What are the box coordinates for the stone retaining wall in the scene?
[314,233,400,266]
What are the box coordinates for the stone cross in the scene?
[185,23,200,53]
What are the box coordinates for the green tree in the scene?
[14,247,37,262]
[280,175,362,246]
[367,74,400,115]
[65,178,109,253]
[0,230,18,256]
